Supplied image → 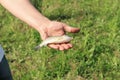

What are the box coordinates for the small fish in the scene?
[35,35,73,50]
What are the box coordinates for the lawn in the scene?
[0,0,120,80]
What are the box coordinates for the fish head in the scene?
[62,35,73,41]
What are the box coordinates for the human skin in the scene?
[0,0,80,51]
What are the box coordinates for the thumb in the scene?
[63,24,80,33]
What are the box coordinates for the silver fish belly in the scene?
[34,35,73,50]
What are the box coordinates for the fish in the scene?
[34,35,73,50]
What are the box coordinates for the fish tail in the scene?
[34,45,41,50]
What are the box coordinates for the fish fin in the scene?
[34,45,41,51]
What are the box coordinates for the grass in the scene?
[0,0,120,80]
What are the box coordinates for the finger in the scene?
[58,44,65,51]
[66,43,73,48]
[48,43,73,50]
[63,24,80,33]
[60,43,69,50]
[48,44,59,49]
[49,43,65,51]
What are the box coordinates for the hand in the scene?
[39,21,80,51]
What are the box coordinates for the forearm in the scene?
[0,0,50,32]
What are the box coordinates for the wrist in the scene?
[32,17,51,33]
